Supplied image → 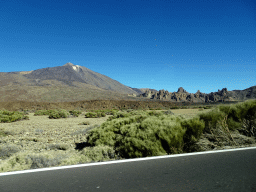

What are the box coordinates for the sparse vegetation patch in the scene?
[0,110,29,123]
[0,99,255,173]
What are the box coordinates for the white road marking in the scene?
[1,146,256,176]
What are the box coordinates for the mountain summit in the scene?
[0,63,145,102]
[22,63,137,95]
[0,63,255,103]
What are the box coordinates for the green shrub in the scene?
[170,106,179,109]
[86,113,186,159]
[180,117,205,152]
[0,110,28,123]
[48,109,69,119]
[0,115,10,123]
[81,145,117,162]
[85,112,97,118]
[23,116,29,120]
[147,111,163,117]
[226,117,243,132]
[85,112,105,118]
[69,110,82,117]
[107,111,132,121]
[205,101,256,134]
[34,110,49,116]
[97,112,106,117]
[196,108,227,134]
[195,101,255,134]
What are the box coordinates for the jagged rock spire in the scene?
[177,87,187,93]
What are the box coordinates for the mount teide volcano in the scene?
[0,63,146,102]
[0,62,255,103]
[23,62,137,94]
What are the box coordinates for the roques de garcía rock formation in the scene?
[138,86,256,103]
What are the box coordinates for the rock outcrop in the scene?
[138,86,256,103]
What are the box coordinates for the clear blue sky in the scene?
[1,0,255,94]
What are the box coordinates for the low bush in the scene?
[196,108,228,134]
[85,112,106,118]
[107,111,132,121]
[69,110,82,117]
[81,145,117,162]
[180,117,205,152]
[0,110,29,123]
[34,110,50,116]
[147,111,163,117]
[194,100,256,136]
[86,113,187,159]
[48,109,69,119]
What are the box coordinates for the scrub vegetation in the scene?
[0,99,255,173]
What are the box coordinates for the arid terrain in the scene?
[1,103,255,173]
[1,63,256,103]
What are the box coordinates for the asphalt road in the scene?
[1,147,256,192]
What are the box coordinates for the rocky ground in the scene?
[1,110,255,158]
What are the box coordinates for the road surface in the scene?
[1,147,256,192]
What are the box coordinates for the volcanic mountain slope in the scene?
[138,86,256,103]
[0,63,151,102]
[22,62,137,94]
[128,87,158,95]
[1,62,255,103]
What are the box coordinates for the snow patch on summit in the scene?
[72,65,80,72]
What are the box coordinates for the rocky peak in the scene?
[63,62,75,66]
[63,63,81,72]
[177,87,187,93]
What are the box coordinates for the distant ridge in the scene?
[0,62,255,103]
[138,86,256,103]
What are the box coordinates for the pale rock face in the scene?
[72,65,80,71]
[19,70,33,75]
